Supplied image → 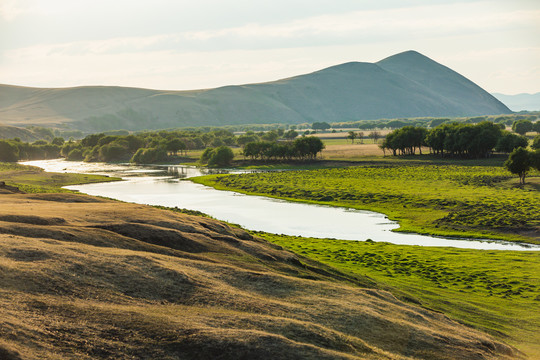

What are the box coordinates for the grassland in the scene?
[193,160,540,243]
[0,162,119,193]
[258,232,540,357]
[1,189,520,359]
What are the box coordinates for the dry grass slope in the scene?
[0,191,520,359]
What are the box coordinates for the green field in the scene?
[193,160,540,243]
[258,232,540,356]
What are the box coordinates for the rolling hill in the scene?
[0,188,518,359]
[0,51,511,132]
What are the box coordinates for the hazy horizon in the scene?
[1,0,539,95]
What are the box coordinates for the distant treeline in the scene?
[381,121,540,158]
[330,113,540,131]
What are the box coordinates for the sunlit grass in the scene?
[259,232,540,357]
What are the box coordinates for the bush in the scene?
[67,148,84,161]
[201,146,234,167]
[130,147,167,164]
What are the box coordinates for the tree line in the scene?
[242,137,325,161]
[381,122,538,158]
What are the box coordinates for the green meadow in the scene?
[193,161,540,243]
[257,232,540,356]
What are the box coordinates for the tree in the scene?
[532,135,540,150]
[165,138,187,155]
[202,146,234,167]
[51,137,65,146]
[283,130,298,140]
[347,131,357,144]
[533,121,540,133]
[369,131,381,144]
[504,147,531,184]
[495,132,529,153]
[311,122,331,132]
[512,120,533,135]
[0,140,19,162]
[531,149,540,171]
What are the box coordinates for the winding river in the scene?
[23,159,540,251]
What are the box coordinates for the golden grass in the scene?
[321,143,384,159]
[0,193,521,359]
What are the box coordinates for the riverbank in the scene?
[0,162,119,193]
[192,162,540,244]
[258,232,540,357]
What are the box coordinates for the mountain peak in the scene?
[377,50,436,67]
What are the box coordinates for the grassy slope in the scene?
[258,233,540,357]
[192,159,540,243]
[0,190,520,360]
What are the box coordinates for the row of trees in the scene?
[243,137,325,161]
[0,137,65,162]
[329,113,539,131]
[381,122,534,158]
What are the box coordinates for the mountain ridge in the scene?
[492,92,540,111]
[0,51,511,132]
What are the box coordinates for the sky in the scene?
[1,0,539,94]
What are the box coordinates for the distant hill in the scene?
[0,124,40,142]
[0,51,511,132]
[492,92,540,111]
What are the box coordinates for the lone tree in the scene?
[504,147,531,184]
[369,131,381,144]
[200,146,234,167]
[347,131,357,144]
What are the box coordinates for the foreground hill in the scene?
[0,51,510,132]
[0,190,517,359]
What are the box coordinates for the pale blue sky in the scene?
[1,0,539,94]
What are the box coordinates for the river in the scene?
[22,159,540,251]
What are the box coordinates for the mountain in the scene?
[0,51,511,132]
[492,92,540,111]
[0,190,517,359]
